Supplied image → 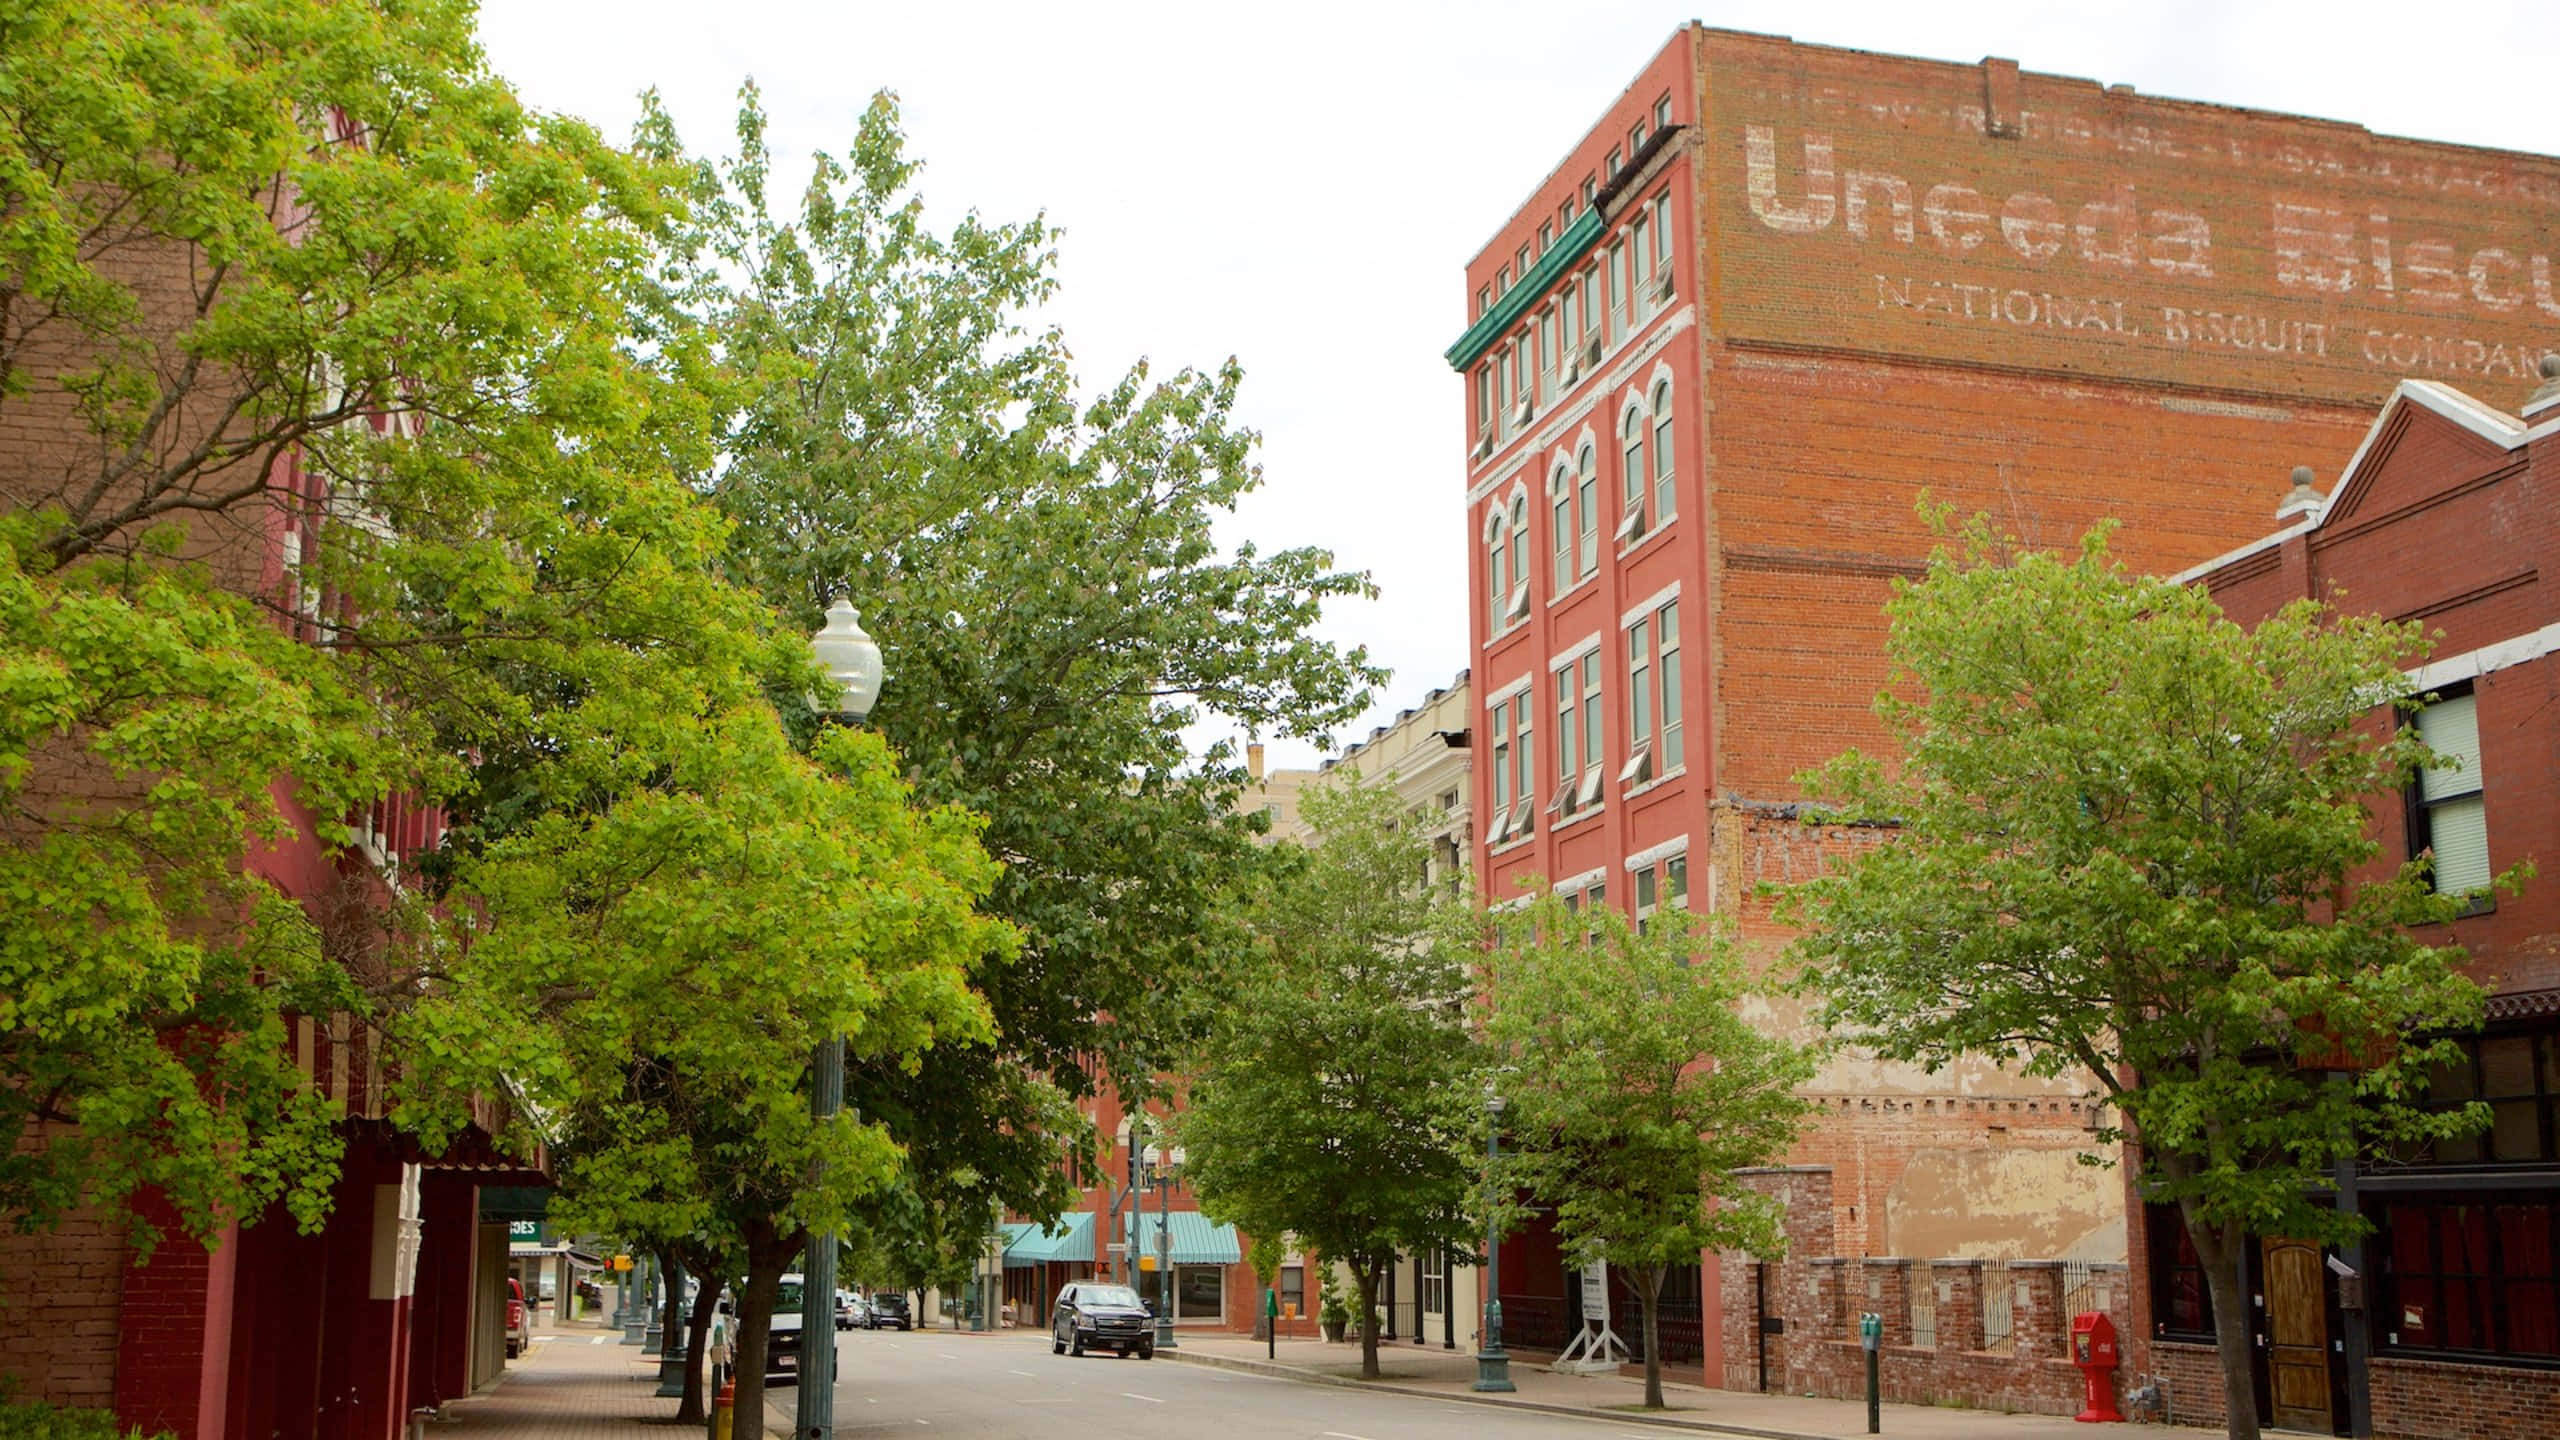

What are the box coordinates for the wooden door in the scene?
[2261,1237,2333,1433]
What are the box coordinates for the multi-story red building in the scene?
[1452,23,2560,1396]
[2143,368,2560,1439]
[0,105,537,1437]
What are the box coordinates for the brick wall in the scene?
[0,1194,123,1406]
[1724,1166,2135,1417]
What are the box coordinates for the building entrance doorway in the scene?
[2261,1236,2333,1433]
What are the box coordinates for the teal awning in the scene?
[1444,207,1604,372]
[1124,1210,1241,1265]
[1003,1211,1094,1268]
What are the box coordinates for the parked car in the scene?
[834,1289,860,1330]
[1050,1281,1153,1359]
[864,1292,911,1331]
[766,1275,838,1383]
[575,1275,604,1307]
[505,1278,531,1358]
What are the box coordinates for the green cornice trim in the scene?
[1444,207,1605,372]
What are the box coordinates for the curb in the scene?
[1157,1348,1826,1440]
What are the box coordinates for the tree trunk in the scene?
[2180,1200,2262,1440]
[727,1220,804,1431]
[676,1255,722,1424]
[1640,1264,1666,1409]
[1352,1261,1381,1380]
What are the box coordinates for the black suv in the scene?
[865,1292,911,1331]
[1050,1282,1154,1359]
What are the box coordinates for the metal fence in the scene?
[2060,1260,2100,1319]
[1981,1266,2016,1353]
[1908,1280,1936,1349]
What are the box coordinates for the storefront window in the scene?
[1176,1264,1224,1320]
[2380,1196,2559,1358]
[2145,1205,2213,1338]
[1279,1264,1305,1319]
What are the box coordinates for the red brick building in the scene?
[1451,23,2560,1394]
[2139,370,2560,1438]
[0,105,539,1437]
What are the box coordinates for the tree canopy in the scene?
[1178,775,1478,1380]
[647,84,1383,1233]
[1781,515,2509,1440]
[1484,892,1815,1409]
[0,0,735,1249]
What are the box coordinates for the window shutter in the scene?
[2417,695,2483,801]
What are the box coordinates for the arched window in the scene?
[1576,444,1599,576]
[1621,406,1648,541]
[1508,494,1530,606]
[1651,381,1677,525]
[1549,461,1574,594]
[1486,509,1509,631]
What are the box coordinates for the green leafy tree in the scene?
[1781,516,2507,1440]
[639,85,1382,1253]
[0,0,731,1249]
[398,715,1009,1422]
[1483,894,1817,1409]
[1179,776,1478,1380]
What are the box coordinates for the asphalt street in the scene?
[823,1328,1667,1440]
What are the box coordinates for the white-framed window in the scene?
[1607,243,1628,342]
[1515,244,1530,280]
[1651,380,1677,526]
[1617,405,1648,544]
[1631,853,1688,936]
[1622,597,1682,786]
[1495,491,1515,617]
[1651,191,1674,272]
[1509,692,1535,841]
[1474,365,1493,441]
[1581,175,1597,208]
[1576,444,1600,576]
[1475,285,1491,318]
[1631,213,1652,300]
[1653,95,1672,130]
[1554,661,1578,806]
[1484,506,1509,633]
[1548,461,1575,596]
[1421,1251,1448,1315]
[1538,219,1553,255]
[1630,120,1647,154]
[1496,264,1510,296]
[1606,146,1622,178]
[2413,690,2490,895]
[1579,651,1604,806]
[1493,347,1510,439]
[1487,699,1512,846]
[1659,601,1684,772]
[1579,267,1600,343]
[1537,308,1557,404]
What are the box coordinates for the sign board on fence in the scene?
[1579,1262,1607,1316]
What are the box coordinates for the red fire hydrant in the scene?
[2070,1311,2123,1423]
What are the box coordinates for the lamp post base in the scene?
[1155,1317,1179,1350]
[1472,1347,1515,1392]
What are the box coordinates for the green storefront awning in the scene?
[1003,1211,1095,1268]
[1124,1210,1240,1266]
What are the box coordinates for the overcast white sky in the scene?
[475,0,2560,767]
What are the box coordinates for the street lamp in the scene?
[1139,1131,1185,1352]
[799,596,884,1440]
[1473,1084,1514,1393]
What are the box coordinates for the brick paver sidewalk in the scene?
[431,1327,694,1440]
[1164,1334,2214,1440]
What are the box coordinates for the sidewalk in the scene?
[1161,1333,2213,1440]
[429,1324,682,1440]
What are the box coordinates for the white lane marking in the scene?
[590,1336,607,1346]
[1014,1397,1071,1404]
[937,1351,959,1360]
[1008,1368,1036,1376]
[1121,1391,1165,1403]
[1321,1432,1380,1440]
